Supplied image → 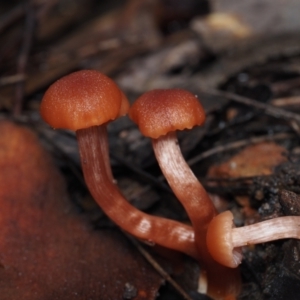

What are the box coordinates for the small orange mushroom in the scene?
[129,89,216,245]
[129,89,241,299]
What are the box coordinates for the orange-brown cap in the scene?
[40,70,129,130]
[128,89,205,138]
[207,211,242,268]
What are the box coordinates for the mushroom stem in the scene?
[232,216,300,247]
[207,210,300,268]
[152,131,217,244]
[77,125,199,259]
[152,132,240,299]
[129,88,241,299]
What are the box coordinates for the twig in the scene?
[0,0,59,35]
[0,74,26,86]
[271,77,300,95]
[13,1,35,117]
[289,120,300,137]
[204,174,270,183]
[271,96,300,107]
[111,153,172,193]
[199,88,300,123]
[0,4,24,34]
[133,132,294,200]
[187,132,294,166]
[127,235,194,300]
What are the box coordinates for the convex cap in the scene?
[40,70,129,131]
[129,89,205,138]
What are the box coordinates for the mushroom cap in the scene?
[128,89,206,138]
[40,70,129,131]
[206,210,242,268]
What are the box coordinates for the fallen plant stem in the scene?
[199,88,300,123]
[131,132,294,200]
[13,1,35,116]
[111,153,172,193]
[187,132,294,166]
[127,235,194,300]
[0,74,26,86]
[0,3,24,34]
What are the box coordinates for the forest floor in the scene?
[1,1,300,299]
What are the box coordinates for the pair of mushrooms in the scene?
[40,70,300,299]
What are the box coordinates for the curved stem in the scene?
[97,124,114,181]
[232,216,300,247]
[77,126,199,259]
[152,131,216,243]
[152,132,241,299]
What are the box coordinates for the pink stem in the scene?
[152,131,241,299]
[232,216,300,247]
[152,131,216,245]
[77,126,199,259]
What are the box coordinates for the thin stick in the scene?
[131,132,294,200]
[111,153,172,193]
[13,2,35,117]
[128,236,194,300]
[0,4,24,34]
[199,88,300,123]
[187,132,294,166]
[0,74,25,86]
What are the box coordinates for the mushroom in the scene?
[207,210,300,268]
[129,89,241,299]
[40,70,198,258]
[128,89,217,247]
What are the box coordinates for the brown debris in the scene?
[207,142,288,220]
[192,0,300,52]
[0,121,163,300]
[279,190,300,216]
[208,142,287,178]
